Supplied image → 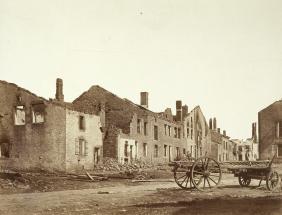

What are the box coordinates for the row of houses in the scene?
[0,78,259,172]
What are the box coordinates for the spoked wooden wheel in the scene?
[238,174,251,187]
[266,171,280,191]
[191,157,222,191]
[174,165,194,190]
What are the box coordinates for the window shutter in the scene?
[75,138,79,155]
[85,141,88,156]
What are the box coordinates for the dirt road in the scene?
[0,174,281,215]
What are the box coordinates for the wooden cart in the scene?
[226,155,280,191]
[170,156,222,191]
[170,155,280,192]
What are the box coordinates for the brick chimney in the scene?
[176,100,182,121]
[223,130,226,136]
[213,117,217,130]
[140,92,148,109]
[252,123,257,143]
[217,128,221,134]
[55,78,64,102]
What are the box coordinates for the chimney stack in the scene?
[176,100,182,121]
[217,128,221,134]
[209,118,213,129]
[252,122,257,143]
[55,78,64,102]
[223,130,226,136]
[182,105,188,118]
[213,117,217,130]
[140,92,149,109]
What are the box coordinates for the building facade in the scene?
[73,86,188,164]
[258,100,282,162]
[0,79,103,172]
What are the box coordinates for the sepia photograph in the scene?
[0,0,282,214]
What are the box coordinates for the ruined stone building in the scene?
[73,86,188,164]
[0,78,240,172]
[182,106,211,158]
[0,79,103,172]
[259,100,282,162]
[208,118,237,161]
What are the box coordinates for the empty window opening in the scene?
[137,119,141,134]
[32,104,45,124]
[94,147,101,164]
[154,126,158,140]
[154,145,158,157]
[177,128,181,139]
[0,142,10,158]
[276,122,282,138]
[143,143,147,157]
[15,106,25,125]
[144,122,147,135]
[164,145,167,157]
[79,116,86,130]
[124,141,128,157]
[278,145,282,157]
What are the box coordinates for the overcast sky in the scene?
[1,0,282,139]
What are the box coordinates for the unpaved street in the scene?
[0,174,281,215]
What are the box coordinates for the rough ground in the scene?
[0,173,281,215]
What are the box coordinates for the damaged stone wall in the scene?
[73,85,187,163]
[0,81,67,171]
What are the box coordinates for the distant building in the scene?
[208,118,237,162]
[258,100,282,162]
[0,79,103,172]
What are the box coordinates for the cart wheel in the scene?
[191,156,222,191]
[174,165,194,190]
[238,174,251,187]
[266,171,280,191]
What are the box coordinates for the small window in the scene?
[124,141,128,157]
[278,145,282,157]
[276,122,282,138]
[143,143,147,157]
[137,119,141,134]
[154,126,158,140]
[130,145,133,160]
[183,148,186,155]
[32,104,45,124]
[15,106,25,125]
[164,124,167,135]
[79,116,86,130]
[164,145,167,157]
[0,142,10,158]
[75,138,88,156]
[174,127,177,138]
[154,145,158,157]
[168,126,171,136]
[177,128,181,139]
[187,128,189,137]
[176,147,180,158]
[94,147,101,164]
[144,122,147,135]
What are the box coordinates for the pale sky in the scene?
[1,0,282,140]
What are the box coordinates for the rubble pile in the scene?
[94,158,170,179]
